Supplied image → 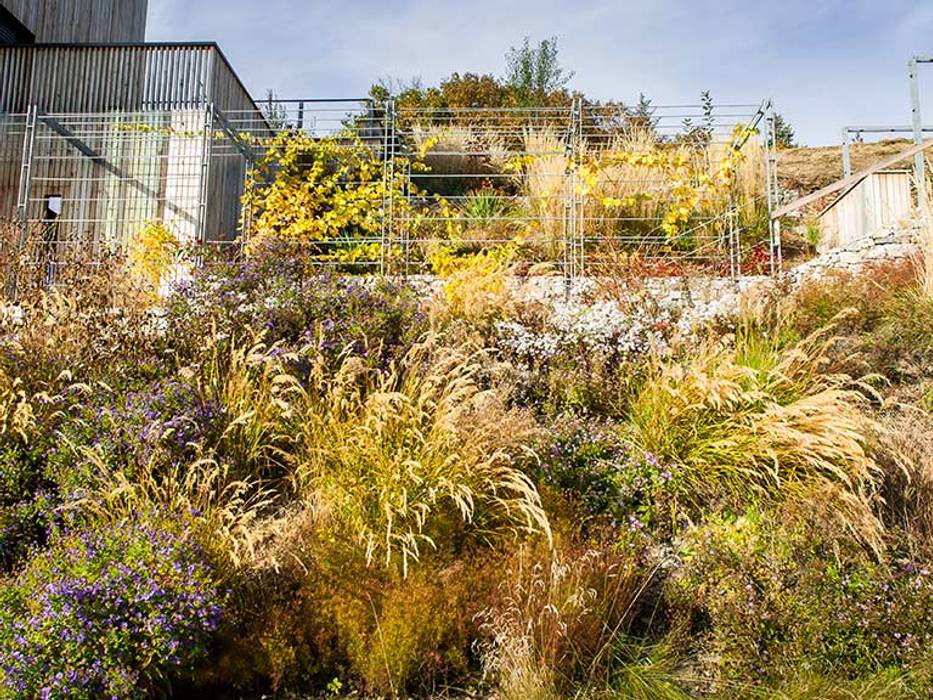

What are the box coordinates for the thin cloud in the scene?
[146,0,933,145]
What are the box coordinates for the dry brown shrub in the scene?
[876,407,933,549]
[478,538,653,700]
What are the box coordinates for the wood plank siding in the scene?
[0,43,268,247]
[817,171,913,251]
[0,43,259,114]
[1,0,147,44]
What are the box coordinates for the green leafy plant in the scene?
[0,511,224,699]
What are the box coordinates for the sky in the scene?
[146,0,933,146]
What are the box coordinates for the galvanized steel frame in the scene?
[5,94,780,294]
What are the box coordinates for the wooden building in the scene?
[1,0,147,44]
[0,2,269,258]
[817,171,913,252]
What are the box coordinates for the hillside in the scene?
[778,138,918,195]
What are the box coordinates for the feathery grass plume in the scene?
[0,368,36,442]
[193,327,301,480]
[292,335,550,574]
[66,447,275,575]
[478,542,665,700]
[520,128,569,253]
[410,124,510,187]
[876,407,933,546]
[625,320,885,551]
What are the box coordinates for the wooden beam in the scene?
[772,138,933,219]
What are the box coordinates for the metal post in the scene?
[403,157,411,277]
[379,99,394,275]
[728,193,740,280]
[569,99,577,281]
[576,96,585,278]
[9,106,38,299]
[385,99,396,276]
[563,96,583,286]
[196,105,215,246]
[763,102,782,275]
[841,127,852,177]
[771,114,783,273]
[910,57,926,200]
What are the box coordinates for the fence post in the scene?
[380,99,395,276]
[563,96,583,287]
[8,106,38,300]
[763,103,782,275]
[576,96,585,279]
[196,105,215,247]
[841,127,852,177]
[910,57,926,203]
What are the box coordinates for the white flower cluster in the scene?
[672,297,736,344]
[496,299,673,362]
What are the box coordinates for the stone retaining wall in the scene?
[788,226,919,284]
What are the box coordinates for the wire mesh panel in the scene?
[226,99,389,272]
[22,111,205,262]
[3,96,778,288]
[6,108,253,281]
[577,102,770,276]
[392,105,577,275]
[231,98,774,278]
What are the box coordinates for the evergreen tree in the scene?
[773,112,796,148]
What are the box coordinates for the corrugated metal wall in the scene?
[1,0,148,43]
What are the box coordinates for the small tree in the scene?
[503,36,575,105]
[773,112,796,148]
[627,92,658,133]
[261,89,289,131]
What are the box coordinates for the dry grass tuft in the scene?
[917,169,933,300]
[292,336,550,574]
[626,323,887,552]
[192,329,301,479]
[478,541,659,700]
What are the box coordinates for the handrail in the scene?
[772,138,933,219]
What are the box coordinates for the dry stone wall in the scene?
[788,226,918,285]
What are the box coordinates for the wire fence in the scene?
[1,96,781,293]
[228,97,780,277]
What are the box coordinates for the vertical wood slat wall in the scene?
[0,43,267,247]
[0,44,225,113]
[1,0,148,43]
[817,171,913,251]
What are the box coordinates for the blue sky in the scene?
[146,0,933,146]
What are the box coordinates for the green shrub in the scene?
[669,507,933,687]
[203,519,499,696]
[166,243,427,366]
[534,413,678,539]
[0,511,224,699]
[788,260,933,383]
[721,669,920,700]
